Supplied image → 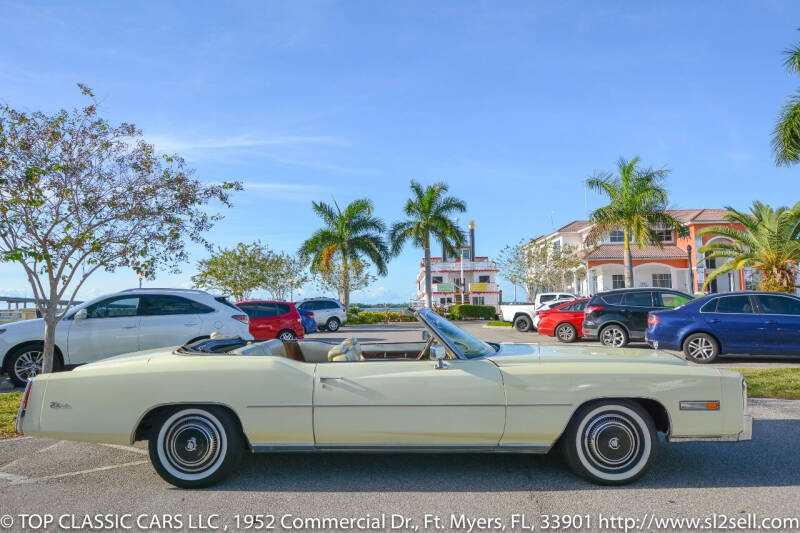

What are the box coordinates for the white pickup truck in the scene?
[500,292,578,332]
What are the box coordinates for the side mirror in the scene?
[74,309,87,322]
[430,344,447,368]
[422,330,430,341]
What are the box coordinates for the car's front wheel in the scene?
[600,324,629,347]
[326,317,341,332]
[555,323,578,343]
[149,407,243,488]
[277,330,297,341]
[514,315,532,332]
[562,400,657,485]
[6,343,61,387]
[683,333,719,363]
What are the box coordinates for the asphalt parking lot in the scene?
[1,322,799,531]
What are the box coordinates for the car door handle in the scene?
[764,320,776,325]
[708,319,720,324]
[319,377,344,382]
[184,322,199,326]
[121,325,137,329]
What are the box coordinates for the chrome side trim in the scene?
[247,404,312,408]
[15,379,33,434]
[251,443,551,454]
[668,414,753,443]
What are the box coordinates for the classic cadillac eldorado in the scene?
[17,308,751,488]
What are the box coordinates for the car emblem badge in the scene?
[608,437,621,450]
[49,401,71,410]
[185,437,198,452]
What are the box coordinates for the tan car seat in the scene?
[327,338,363,362]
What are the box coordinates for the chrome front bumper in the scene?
[669,414,753,443]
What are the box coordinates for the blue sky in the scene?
[1,1,799,303]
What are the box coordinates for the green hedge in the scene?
[347,311,416,324]
[449,304,497,320]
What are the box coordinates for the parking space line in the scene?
[8,460,149,485]
[0,472,29,483]
[37,440,64,453]
[99,443,148,455]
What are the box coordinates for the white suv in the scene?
[0,288,253,386]
[296,298,347,332]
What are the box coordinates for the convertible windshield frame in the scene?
[415,308,495,360]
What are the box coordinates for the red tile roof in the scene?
[556,220,591,232]
[584,244,688,260]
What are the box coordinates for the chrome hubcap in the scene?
[164,415,222,473]
[583,414,639,470]
[14,350,43,381]
[279,332,294,340]
[328,321,339,331]
[602,328,624,347]
[687,337,714,359]
[557,325,574,340]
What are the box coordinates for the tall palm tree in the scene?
[698,201,800,293]
[585,157,684,288]
[772,32,800,165]
[299,198,389,308]
[389,181,466,308]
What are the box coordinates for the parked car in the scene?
[0,288,252,386]
[532,299,579,330]
[298,309,318,334]
[647,291,800,363]
[583,288,694,347]
[17,308,751,488]
[537,298,590,342]
[499,292,578,332]
[296,297,347,332]
[235,300,305,341]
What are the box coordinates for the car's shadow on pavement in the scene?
[209,419,797,492]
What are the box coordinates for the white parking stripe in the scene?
[0,472,29,483]
[9,460,149,485]
[99,443,148,455]
[37,440,64,453]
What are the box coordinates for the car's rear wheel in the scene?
[683,333,719,363]
[556,323,578,343]
[326,317,341,332]
[600,325,628,347]
[148,407,243,488]
[563,400,657,485]
[277,330,297,341]
[514,315,532,332]
[6,343,62,387]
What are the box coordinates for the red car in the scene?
[234,300,304,341]
[536,298,589,343]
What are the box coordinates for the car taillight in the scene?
[648,315,659,327]
[584,305,603,315]
[232,314,249,324]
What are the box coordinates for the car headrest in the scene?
[327,338,362,361]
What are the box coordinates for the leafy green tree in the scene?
[299,199,389,309]
[0,85,239,375]
[699,201,800,293]
[772,31,800,165]
[192,241,277,302]
[267,252,308,301]
[389,181,466,308]
[312,256,376,303]
[585,157,684,288]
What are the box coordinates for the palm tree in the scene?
[389,181,466,308]
[698,201,800,293]
[585,157,684,288]
[772,32,800,165]
[299,198,389,308]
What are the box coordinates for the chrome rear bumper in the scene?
[669,414,753,443]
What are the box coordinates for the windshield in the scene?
[419,310,495,359]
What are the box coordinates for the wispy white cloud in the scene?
[241,181,326,201]
[147,133,349,152]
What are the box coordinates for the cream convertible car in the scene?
[17,309,751,488]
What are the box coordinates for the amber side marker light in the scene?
[680,400,720,411]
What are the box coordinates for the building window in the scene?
[612,274,625,289]
[478,275,490,283]
[439,297,446,304]
[652,273,672,288]
[472,296,485,305]
[609,230,625,243]
[432,276,443,284]
[552,240,561,253]
[653,228,673,243]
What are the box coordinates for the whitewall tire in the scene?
[148,407,243,488]
[563,401,657,485]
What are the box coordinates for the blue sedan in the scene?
[646,291,800,363]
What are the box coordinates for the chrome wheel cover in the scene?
[327,319,339,331]
[601,327,625,347]
[279,331,295,341]
[687,337,715,360]
[13,350,43,381]
[157,410,228,481]
[557,325,575,341]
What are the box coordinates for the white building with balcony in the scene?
[415,221,500,309]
